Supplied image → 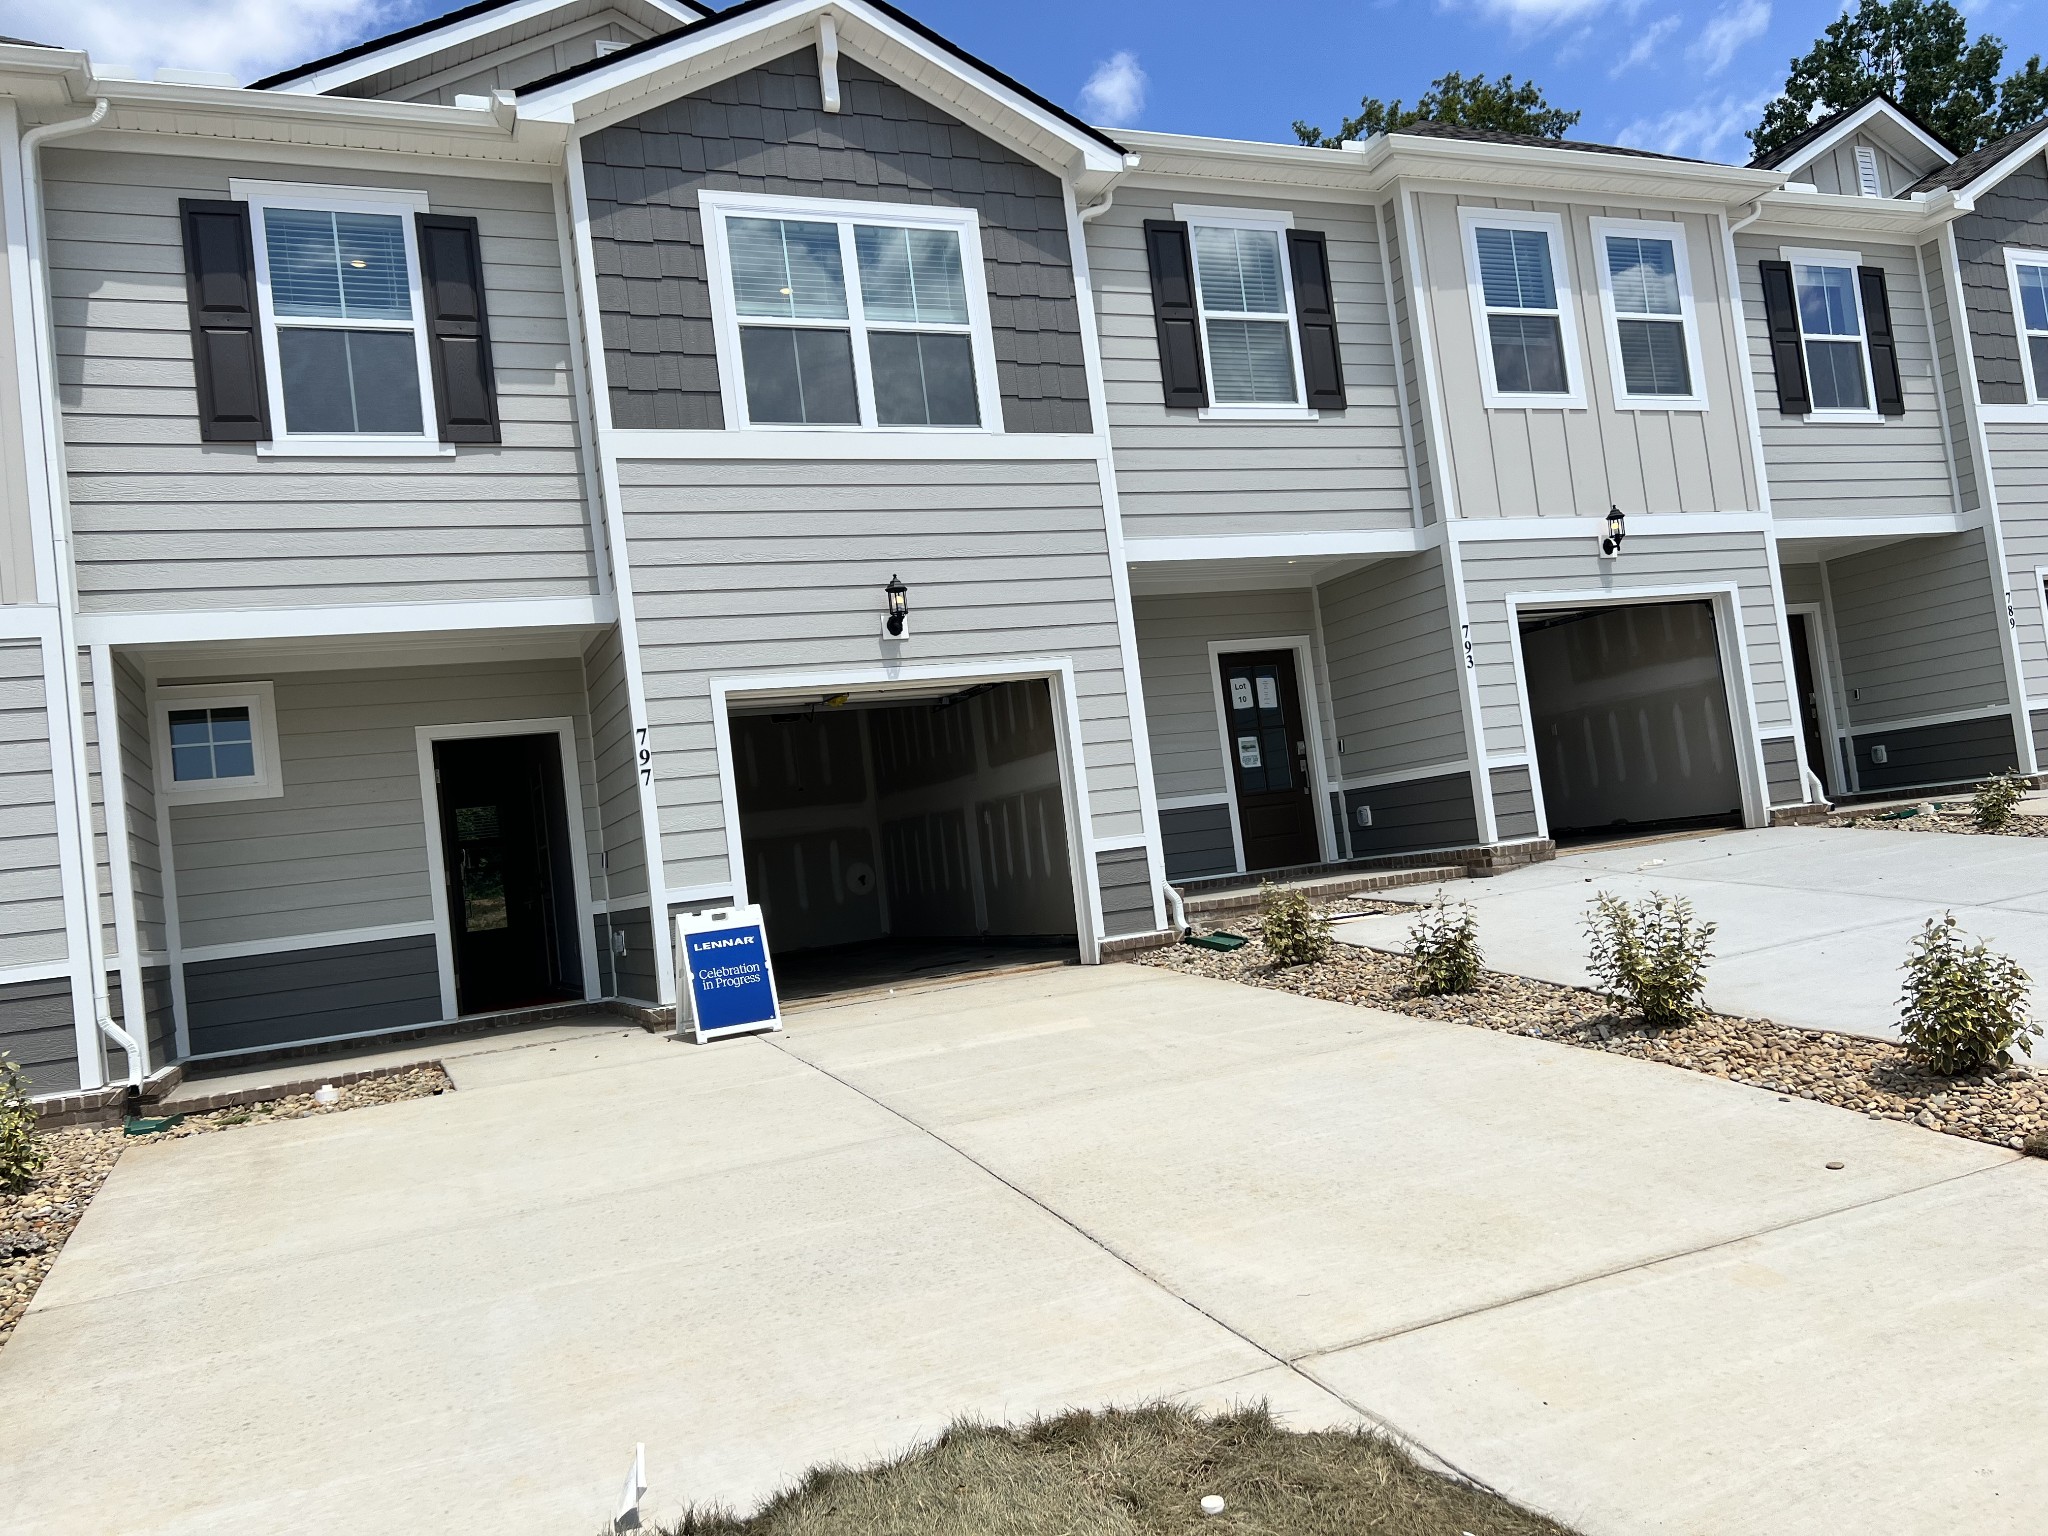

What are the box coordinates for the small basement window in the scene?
[153,683,283,804]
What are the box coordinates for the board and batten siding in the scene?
[1786,134,1922,200]
[1413,191,1759,519]
[333,1,667,104]
[1383,199,1440,525]
[617,456,1141,897]
[1457,530,1792,759]
[162,659,600,953]
[1316,549,1468,781]
[1087,186,1413,539]
[0,639,68,971]
[578,49,1091,434]
[1735,233,1956,521]
[43,148,598,613]
[1952,154,2048,405]
[1824,529,2009,726]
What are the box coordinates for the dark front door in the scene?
[1787,612,1830,796]
[434,734,581,1015]
[1219,650,1321,872]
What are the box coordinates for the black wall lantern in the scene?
[1601,506,1627,559]
[883,573,910,638]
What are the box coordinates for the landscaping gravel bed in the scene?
[1830,803,2048,838]
[2,1064,451,1347]
[1140,916,2048,1155]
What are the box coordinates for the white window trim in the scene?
[698,188,1004,435]
[151,681,284,805]
[1458,206,1586,410]
[1173,203,1316,422]
[229,179,452,459]
[1588,216,1709,412]
[2002,246,2048,414]
[1780,244,1882,424]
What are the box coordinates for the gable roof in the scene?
[1748,92,1956,175]
[248,0,708,92]
[1905,115,2048,195]
[1394,119,1705,164]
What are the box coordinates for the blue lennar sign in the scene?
[675,905,782,1042]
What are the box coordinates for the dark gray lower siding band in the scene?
[1160,803,1236,882]
[608,906,660,1003]
[1488,765,1540,839]
[1761,736,1803,805]
[110,965,177,1071]
[1096,846,1156,936]
[1343,772,1479,856]
[2031,708,2048,767]
[1850,713,2019,794]
[183,935,441,1057]
[0,974,78,1096]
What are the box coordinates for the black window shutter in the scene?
[415,213,500,444]
[1758,259,1809,417]
[1287,229,1346,410]
[1858,266,1905,417]
[179,199,269,442]
[1142,219,1207,408]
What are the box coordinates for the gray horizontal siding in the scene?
[1489,763,1539,839]
[580,50,1090,434]
[1088,185,1412,538]
[1850,713,2019,794]
[1160,801,1233,881]
[617,456,1141,896]
[1132,588,1317,802]
[1383,197,1440,524]
[1953,155,2048,404]
[184,935,441,1056]
[0,975,76,1096]
[584,626,648,904]
[113,653,165,959]
[1779,562,1823,609]
[1342,772,1478,856]
[1736,232,1958,521]
[1987,426,2048,699]
[1920,237,1980,513]
[1317,550,1466,781]
[1095,846,1156,936]
[1761,736,1803,806]
[1825,530,2008,726]
[1457,530,1792,758]
[44,148,597,612]
[0,639,68,970]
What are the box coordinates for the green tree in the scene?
[1750,0,2048,159]
[1294,71,1580,148]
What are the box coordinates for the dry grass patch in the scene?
[657,1403,1576,1535]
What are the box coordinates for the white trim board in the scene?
[1334,759,1474,793]
[1449,512,1771,542]
[1836,703,2019,738]
[179,921,441,967]
[606,430,1107,460]
[76,595,614,647]
[0,961,73,990]
[1124,529,1427,563]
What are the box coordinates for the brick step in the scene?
[1184,863,1467,919]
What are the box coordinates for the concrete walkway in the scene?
[1334,825,2048,1052]
[3,964,2042,1534]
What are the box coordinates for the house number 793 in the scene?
[636,726,653,786]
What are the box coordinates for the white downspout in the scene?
[20,98,140,1090]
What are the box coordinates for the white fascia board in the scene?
[1775,100,1954,178]
[1773,513,1969,541]
[0,45,92,105]
[75,594,615,646]
[1955,122,2048,204]
[1123,530,1428,562]
[1742,186,1966,240]
[1374,133,1783,206]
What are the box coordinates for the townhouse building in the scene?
[2,0,2045,1105]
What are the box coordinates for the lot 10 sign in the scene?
[674,905,783,1042]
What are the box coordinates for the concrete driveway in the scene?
[1335,825,2048,1053]
[3,964,2043,1535]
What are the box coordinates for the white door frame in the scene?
[1503,585,1771,831]
[416,717,603,1021]
[708,656,1106,962]
[1784,602,1846,796]
[1206,635,1338,871]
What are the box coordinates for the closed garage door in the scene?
[1520,601,1744,840]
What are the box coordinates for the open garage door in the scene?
[1519,601,1744,841]
[728,678,1080,999]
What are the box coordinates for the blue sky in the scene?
[4,0,2041,165]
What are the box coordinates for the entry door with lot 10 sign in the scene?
[1219,651,1320,872]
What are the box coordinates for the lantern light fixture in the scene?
[883,574,909,638]
[1601,506,1627,559]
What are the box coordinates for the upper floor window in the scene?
[1185,211,1302,410]
[1787,251,1874,414]
[1459,209,1584,409]
[700,191,1002,432]
[2006,248,2048,404]
[1590,218,1706,410]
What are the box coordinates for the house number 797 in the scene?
[636,726,653,786]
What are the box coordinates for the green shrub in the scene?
[1971,768,2031,831]
[1583,891,1716,1027]
[0,1052,43,1194]
[1898,913,2038,1075]
[1406,893,1482,995]
[1258,883,1332,967]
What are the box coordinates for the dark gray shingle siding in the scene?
[1953,155,2048,404]
[581,50,1092,434]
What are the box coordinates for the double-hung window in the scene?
[1180,208,1305,412]
[1590,218,1706,409]
[2006,248,2048,405]
[702,192,1001,431]
[238,181,441,454]
[1460,209,1583,408]
[1784,249,1875,415]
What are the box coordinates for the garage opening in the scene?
[1519,600,1745,842]
[729,678,1080,1000]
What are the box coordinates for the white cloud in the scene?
[1077,50,1146,128]
[1688,0,1771,76]
[1610,15,1682,77]
[1460,0,1613,34]
[3,0,393,83]
[1617,88,1773,159]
